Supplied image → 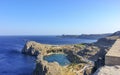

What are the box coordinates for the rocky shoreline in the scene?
[22,31,120,75]
[22,41,96,75]
[22,41,109,75]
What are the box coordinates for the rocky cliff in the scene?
[93,39,120,75]
[34,55,90,75]
[95,31,120,47]
[22,41,100,75]
[22,31,120,75]
[22,41,42,56]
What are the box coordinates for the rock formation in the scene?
[95,31,120,47]
[22,41,98,75]
[21,40,111,75]
[22,31,120,75]
[93,39,120,75]
[93,66,120,75]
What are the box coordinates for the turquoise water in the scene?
[0,36,96,75]
[44,54,71,66]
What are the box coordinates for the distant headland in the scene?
[57,33,112,40]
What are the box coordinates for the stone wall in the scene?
[105,39,120,66]
[105,56,120,66]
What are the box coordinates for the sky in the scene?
[0,0,120,35]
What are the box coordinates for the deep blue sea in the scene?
[0,36,96,75]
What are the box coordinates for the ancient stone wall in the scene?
[105,39,120,66]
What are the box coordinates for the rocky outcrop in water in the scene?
[22,31,120,75]
[21,41,108,75]
[22,41,98,75]
[22,41,42,56]
[22,41,87,56]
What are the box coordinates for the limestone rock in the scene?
[21,41,109,75]
[22,41,42,56]
[22,31,120,75]
[93,66,120,75]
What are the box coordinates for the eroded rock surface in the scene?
[33,55,94,75]
[95,31,120,47]
[94,39,120,75]
[21,40,113,75]
[22,41,98,75]
[22,31,120,75]
[93,66,120,75]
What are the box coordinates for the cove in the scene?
[43,54,71,66]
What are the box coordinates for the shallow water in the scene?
[44,54,70,66]
[0,36,96,75]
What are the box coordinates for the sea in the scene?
[0,36,96,75]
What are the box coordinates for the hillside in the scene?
[95,31,120,47]
[58,33,111,40]
[110,31,120,36]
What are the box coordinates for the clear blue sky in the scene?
[0,0,120,35]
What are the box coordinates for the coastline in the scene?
[21,31,120,75]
